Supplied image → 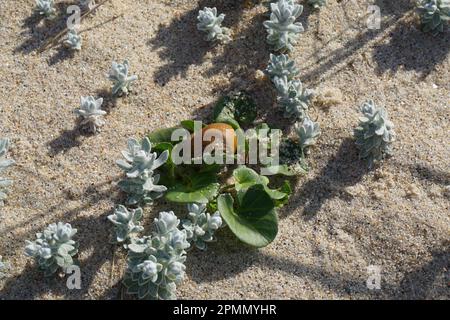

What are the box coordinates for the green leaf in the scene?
[180,120,197,132]
[218,193,278,248]
[233,166,263,191]
[165,172,220,204]
[148,126,182,144]
[232,92,257,126]
[274,180,292,208]
[213,97,240,129]
[233,166,288,201]
[238,185,274,218]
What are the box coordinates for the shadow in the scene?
[148,1,261,86]
[46,121,86,156]
[46,89,117,156]
[187,228,259,283]
[281,138,369,218]
[301,0,414,85]
[396,246,450,299]
[409,163,450,187]
[14,3,70,55]
[0,182,122,299]
[372,21,450,78]
[94,88,118,113]
[48,45,76,66]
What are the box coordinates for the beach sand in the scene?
[0,0,448,299]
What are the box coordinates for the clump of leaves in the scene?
[108,205,144,244]
[25,222,79,276]
[294,116,321,152]
[108,60,138,96]
[182,203,222,250]
[354,100,395,168]
[0,256,10,279]
[116,137,169,206]
[63,29,82,51]
[35,0,56,19]
[123,211,190,300]
[266,53,300,82]
[74,96,106,133]
[308,0,327,9]
[213,91,257,127]
[0,138,15,207]
[274,76,314,120]
[197,7,231,43]
[263,0,305,52]
[417,0,450,35]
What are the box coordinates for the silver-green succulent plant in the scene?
[108,205,144,244]
[263,0,305,52]
[308,0,327,9]
[74,96,106,133]
[0,138,14,207]
[35,0,56,18]
[63,29,82,51]
[266,53,300,82]
[197,7,231,43]
[25,222,79,276]
[123,211,190,300]
[0,256,10,279]
[116,137,169,206]
[294,116,321,151]
[108,60,138,96]
[182,203,222,251]
[417,0,450,35]
[274,76,314,120]
[354,100,395,167]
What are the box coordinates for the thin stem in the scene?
[38,0,114,53]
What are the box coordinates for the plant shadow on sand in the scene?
[0,180,124,299]
[280,138,370,219]
[46,89,117,156]
[372,21,450,79]
[187,241,450,298]
[14,3,71,55]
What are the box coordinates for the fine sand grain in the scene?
[0,0,449,299]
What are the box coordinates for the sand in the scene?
[0,0,449,299]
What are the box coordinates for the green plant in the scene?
[108,60,138,96]
[35,0,56,18]
[197,7,231,43]
[74,96,106,133]
[0,138,14,207]
[108,205,144,244]
[308,0,327,9]
[263,0,305,52]
[182,203,222,250]
[213,91,257,127]
[274,76,314,120]
[266,53,300,82]
[116,137,169,206]
[25,222,79,276]
[63,29,82,51]
[122,211,190,300]
[417,0,450,35]
[294,116,321,151]
[354,100,395,168]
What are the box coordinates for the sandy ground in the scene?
[0,0,449,299]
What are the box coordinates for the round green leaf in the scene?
[218,193,278,248]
